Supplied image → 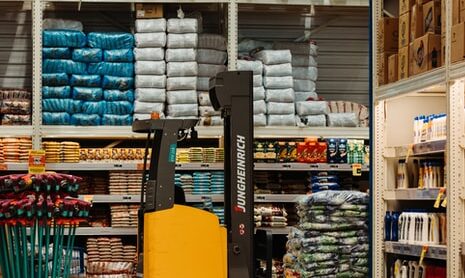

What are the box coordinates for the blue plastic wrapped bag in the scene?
[70,75,101,87]
[43,99,82,113]
[104,49,134,62]
[72,48,103,63]
[102,114,133,125]
[105,101,133,114]
[88,62,133,77]
[43,59,87,74]
[81,101,106,115]
[42,73,69,86]
[102,76,134,90]
[43,30,87,47]
[42,86,71,99]
[87,32,134,50]
[43,47,71,59]
[103,90,134,101]
[43,112,71,125]
[70,113,101,126]
[72,87,103,101]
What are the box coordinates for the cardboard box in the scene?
[377,52,396,85]
[461,9,465,23]
[409,43,414,76]
[451,23,465,63]
[411,33,441,75]
[136,4,163,19]
[423,0,441,34]
[398,46,410,79]
[400,0,415,15]
[411,4,423,41]
[399,13,410,48]
[453,0,460,25]
[377,18,399,53]
[388,54,399,83]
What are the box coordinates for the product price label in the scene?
[419,245,428,265]
[405,144,413,162]
[434,188,446,208]
[352,164,362,176]
[28,150,46,174]
[441,197,447,208]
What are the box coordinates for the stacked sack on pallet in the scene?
[134,18,167,120]
[274,42,318,103]
[197,34,227,126]
[254,205,288,228]
[0,89,31,125]
[165,18,199,119]
[42,22,134,125]
[284,191,368,278]
[237,59,266,126]
[256,50,295,126]
[328,101,369,128]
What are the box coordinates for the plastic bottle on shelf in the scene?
[392,212,399,241]
[413,116,419,143]
[385,211,392,241]
[412,159,419,188]
[397,160,409,189]
[420,116,427,143]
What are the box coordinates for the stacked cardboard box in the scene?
[377,18,398,85]
[451,0,465,63]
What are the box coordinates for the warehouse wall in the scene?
[239,6,369,106]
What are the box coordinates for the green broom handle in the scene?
[37,222,43,278]
[0,225,11,278]
[44,222,51,278]
[20,224,28,278]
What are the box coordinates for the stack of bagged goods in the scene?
[42,141,80,163]
[165,18,199,119]
[192,171,211,195]
[295,100,329,127]
[273,41,319,103]
[197,34,227,126]
[86,237,135,277]
[309,174,341,193]
[254,172,282,194]
[1,137,32,162]
[0,89,31,125]
[328,101,369,127]
[212,206,225,224]
[109,171,143,195]
[255,50,295,126]
[284,191,368,277]
[110,205,138,228]
[210,171,224,194]
[80,148,147,161]
[175,173,194,194]
[237,59,266,126]
[42,22,135,125]
[77,172,108,195]
[254,205,288,228]
[134,18,167,120]
[188,147,203,162]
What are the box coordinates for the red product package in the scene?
[317,141,328,163]
[296,142,308,163]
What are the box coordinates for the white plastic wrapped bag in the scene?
[167,62,198,77]
[295,91,318,102]
[293,66,318,81]
[198,34,227,51]
[43,19,83,31]
[238,39,273,53]
[197,49,227,65]
[273,42,318,56]
[255,50,292,65]
[167,18,198,34]
[166,104,199,117]
[197,77,211,91]
[167,33,198,48]
[135,88,166,102]
[266,102,295,115]
[198,91,211,106]
[299,114,326,127]
[253,86,265,101]
[253,100,267,115]
[135,61,165,75]
[253,75,263,87]
[265,88,295,103]
[327,113,358,127]
[267,114,296,126]
[295,101,329,116]
[135,75,166,89]
[134,48,164,61]
[198,64,226,77]
[135,33,166,48]
[254,114,267,126]
[294,79,316,92]
[167,77,197,90]
[263,63,292,77]
[199,105,221,116]
[166,90,197,104]
[237,60,263,74]
[135,19,166,33]
[165,48,197,62]
[134,101,165,113]
[200,116,223,126]
[292,54,318,67]
[263,76,293,89]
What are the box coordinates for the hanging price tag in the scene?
[419,245,428,265]
[405,144,413,162]
[441,197,447,208]
[28,150,46,174]
[434,188,446,208]
[352,164,362,176]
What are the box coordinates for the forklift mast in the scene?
[209,71,254,278]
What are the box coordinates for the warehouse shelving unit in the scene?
[373,0,465,276]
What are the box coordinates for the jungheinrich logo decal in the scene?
[235,135,247,213]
